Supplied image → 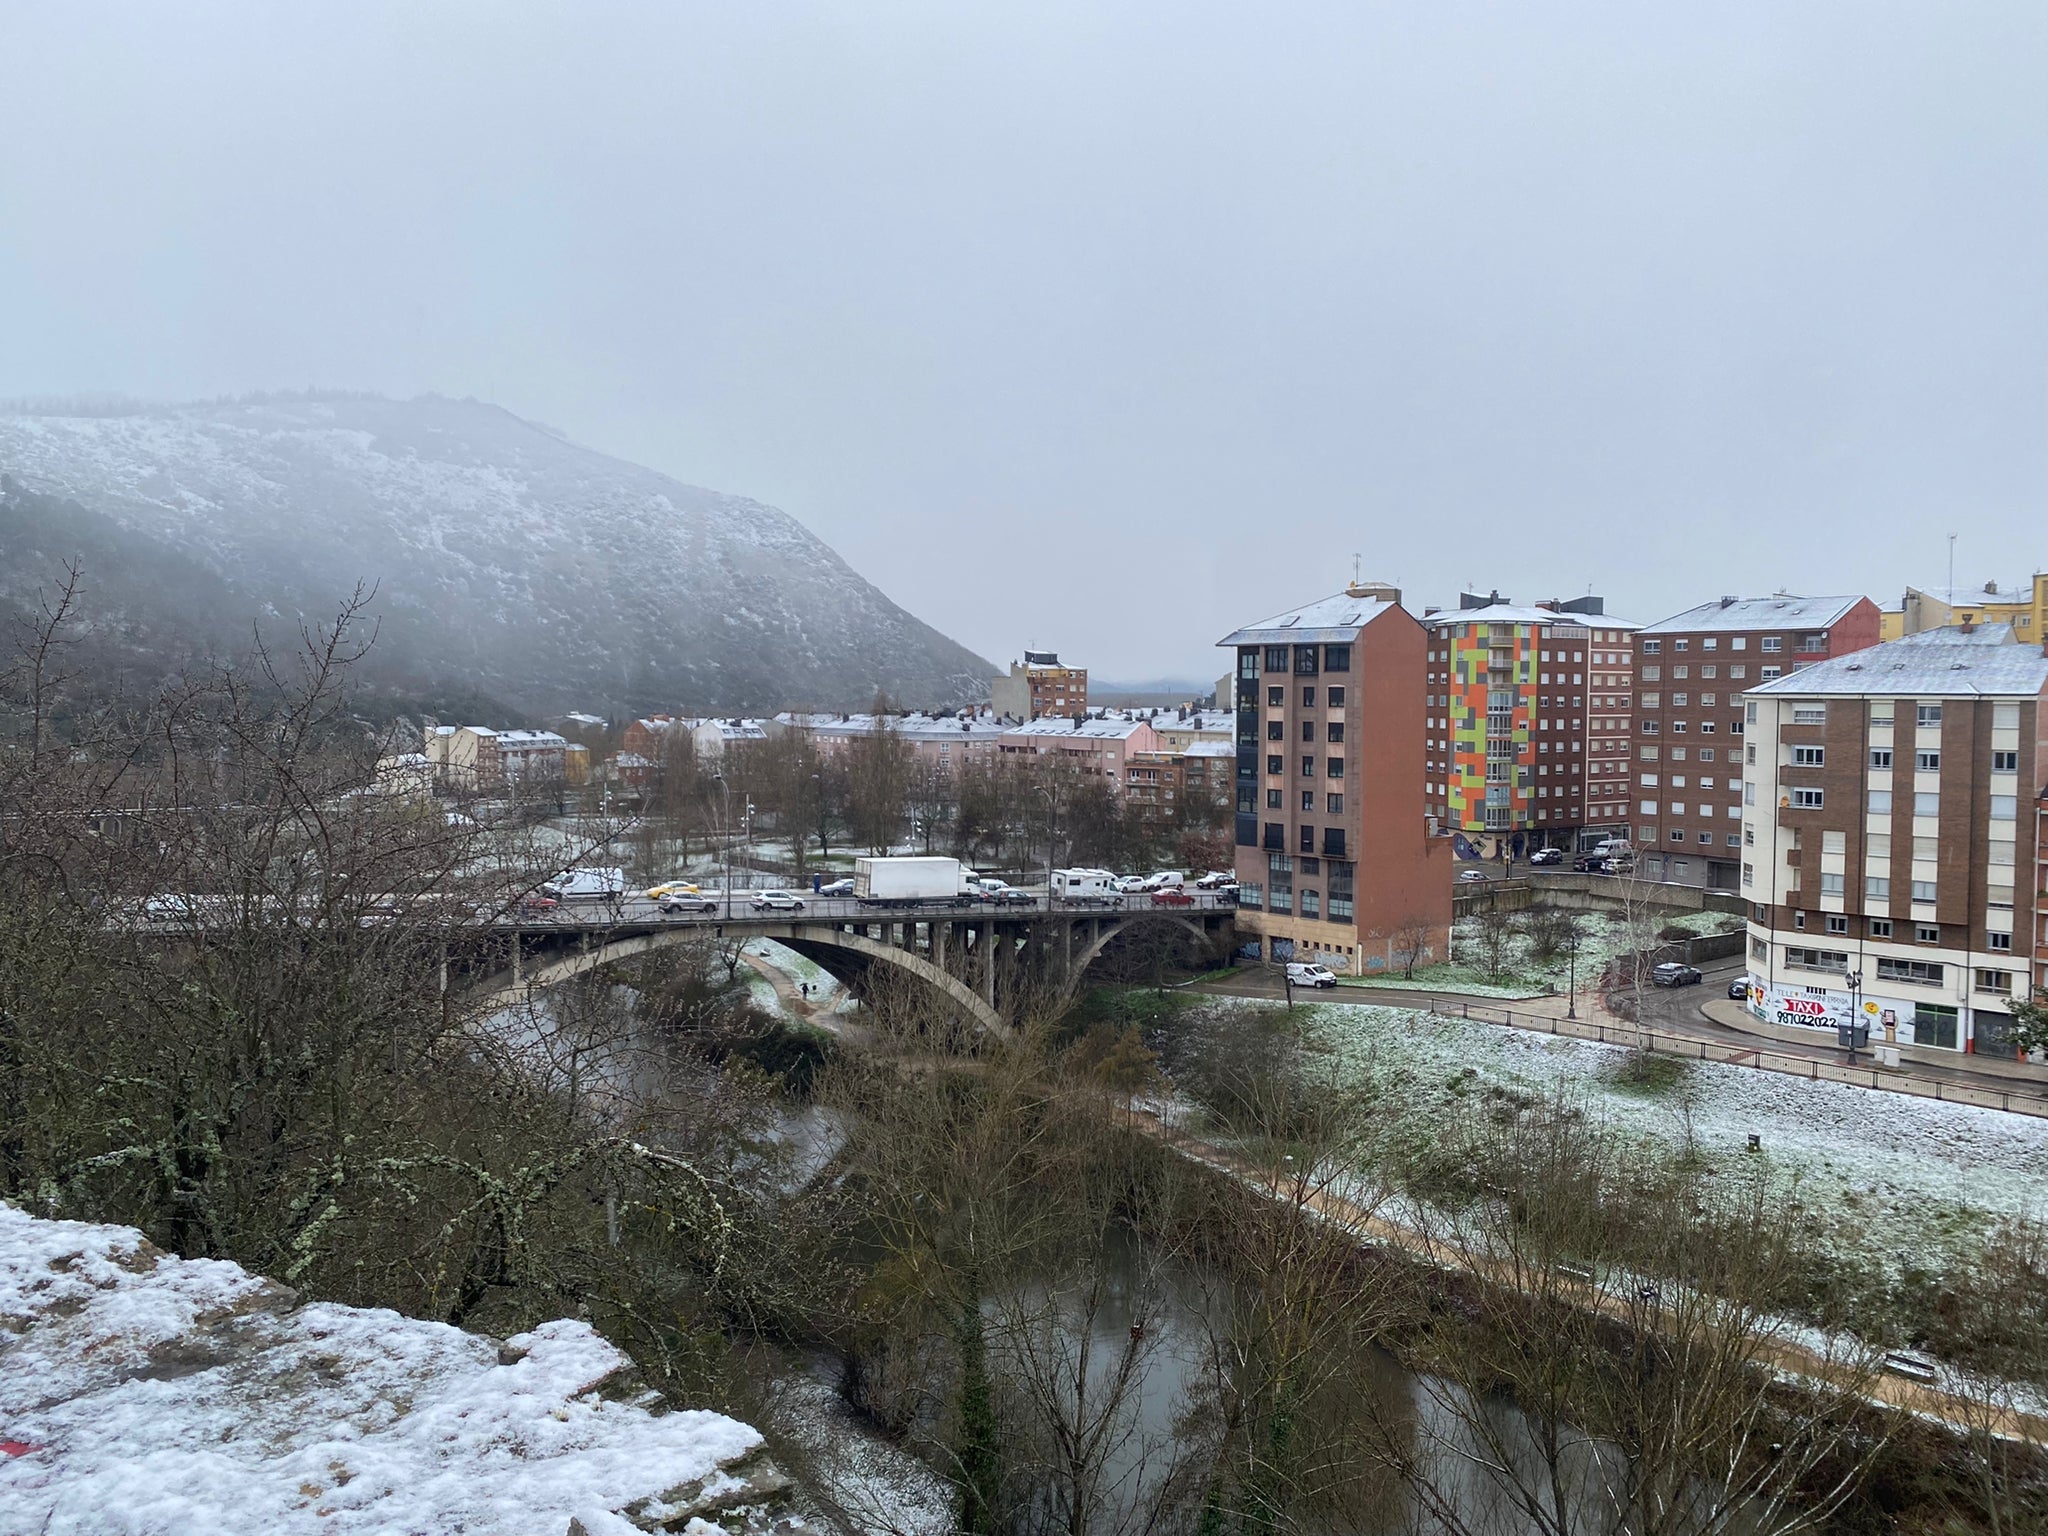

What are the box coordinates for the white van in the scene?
[1139,871,1185,892]
[1050,868,1119,906]
[1285,962,1338,989]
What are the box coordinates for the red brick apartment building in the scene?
[1633,594,1881,888]
[1741,625,2047,1056]
[1220,582,1452,974]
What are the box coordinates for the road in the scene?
[500,887,1238,929]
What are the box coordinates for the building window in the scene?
[1300,889,1321,919]
[1976,968,2013,993]
[1741,863,1754,886]
[1266,788,1282,809]
[1825,914,1848,934]
[1300,720,1316,742]
[1267,686,1284,707]
[1991,795,2017,820]
[1301,687,1317,708]
[1267,755,1283,776]
[1914,792,1938,816]
[1293,645,1320,676]
[1300,824,1315,854]
[1867,790,1892,814]
[1869,748,1892,770]
[1642,639,1661,654]
[1669,829,1685,843]
[1326,793,1343,814]
[1784,946,1848,972]
[1760,666,1782,681]
[1327,757,1344,778]
[1992,750,2018,773]
[1268,720,1284,741]
[1791,705,1826,725]
[1761,636,1782,653]
[1641,719,1660,734]
[1791,745,1825,767]
[1866,876,1889,901]
[1914,923,1940,943]
[1878,957,1942,984]
[1916,703,1942,727]
[1789,787,1824,809]
[1870,918,1892,937]
[1300,790,1314,812]
[1264,646,1289,673]
[1909,880,1936,902]
[1323,644,1351,672]
[1915,750,1940,771]
[1793,910,1806,929]
[1300,756,1315,778]
[1989,931,2013,952]
[1820,872,1844,896]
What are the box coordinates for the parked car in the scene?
[1457,869,1490,883]
[751,890,806,912]
[1571,856,1604,872]
[1112,875,1150,894]
[985,885,1037,906]
[1194,870,1235,889]
[644,880,701,900]
[816,878,855,898]
[1727,976,1750,1000]
[1652,962,1702,988]
[1528,847,1563,866]
[658,892,718,914]
[1150,888,1195,907]
[1285,962,1338,989]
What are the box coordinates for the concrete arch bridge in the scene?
[462,902,1237,1036]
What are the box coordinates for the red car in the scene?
[517,894,560,914]
[1150,888,1195,907]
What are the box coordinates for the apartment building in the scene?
[991,650,1088,720]
[1220,581,1452,974]
[1740,626,2047,1056]
[1422,594,1638,855]
[1633,594,1881,888]
[997,714,1161,786]
[781,711,1008,773]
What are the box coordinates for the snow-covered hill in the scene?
[0,393,995,713]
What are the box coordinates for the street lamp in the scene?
[1843,969,1864,1066]
[1565,918,1582,1021]
[713,773,732,919]
[1035,783,1056,909]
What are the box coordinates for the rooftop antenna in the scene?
[1947,533,1956,600]
[1352,552,1361,585]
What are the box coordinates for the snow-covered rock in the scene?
[0,1203,789,1535]
[0,393,995,712]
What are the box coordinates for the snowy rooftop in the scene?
[1905,582,2036,607]
[1181,739,1236,757]
[1218,591,1401,646]
[1639,594,1869,634]
[1002,715,1156,741]
[497,729,568,748]
[1749,624,2048,698]
[0,1204,770,1536]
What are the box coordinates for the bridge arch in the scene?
[483,922,1010,1037]
[1066,912,1219,982]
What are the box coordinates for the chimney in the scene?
[1719,595,1737,608]
[1960,617,1975,634]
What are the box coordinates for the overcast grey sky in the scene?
[2,3,2043,679]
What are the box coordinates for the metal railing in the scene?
[1428,998,2048,1120]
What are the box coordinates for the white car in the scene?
[1113,875,1150,894]
[1457,869,1490,883]
[1285,962,1338,989]
[751,890,806,912]
[657,891,718,914]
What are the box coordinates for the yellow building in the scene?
[1879,573,2047,642]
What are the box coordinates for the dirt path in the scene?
[741,949,823,1023]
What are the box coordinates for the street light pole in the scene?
[1844,969,1863,1066]
[1565,919,1581,1021]
[714,773,732,919]
[1035,783,1055,910]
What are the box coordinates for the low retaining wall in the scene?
[1522,872,1745,917]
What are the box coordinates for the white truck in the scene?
[543,866,627,902]
[1050,868,1120,906]
[854,856,977,908]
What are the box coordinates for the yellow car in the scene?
[643,880,701,900]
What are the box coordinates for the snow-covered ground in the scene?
[1265,999,2048,1286]
[0,1205,767,1536]
[1358,907,1742,997]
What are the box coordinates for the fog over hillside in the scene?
[0,393,996,715]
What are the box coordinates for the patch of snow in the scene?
[0,1204,764,1535]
